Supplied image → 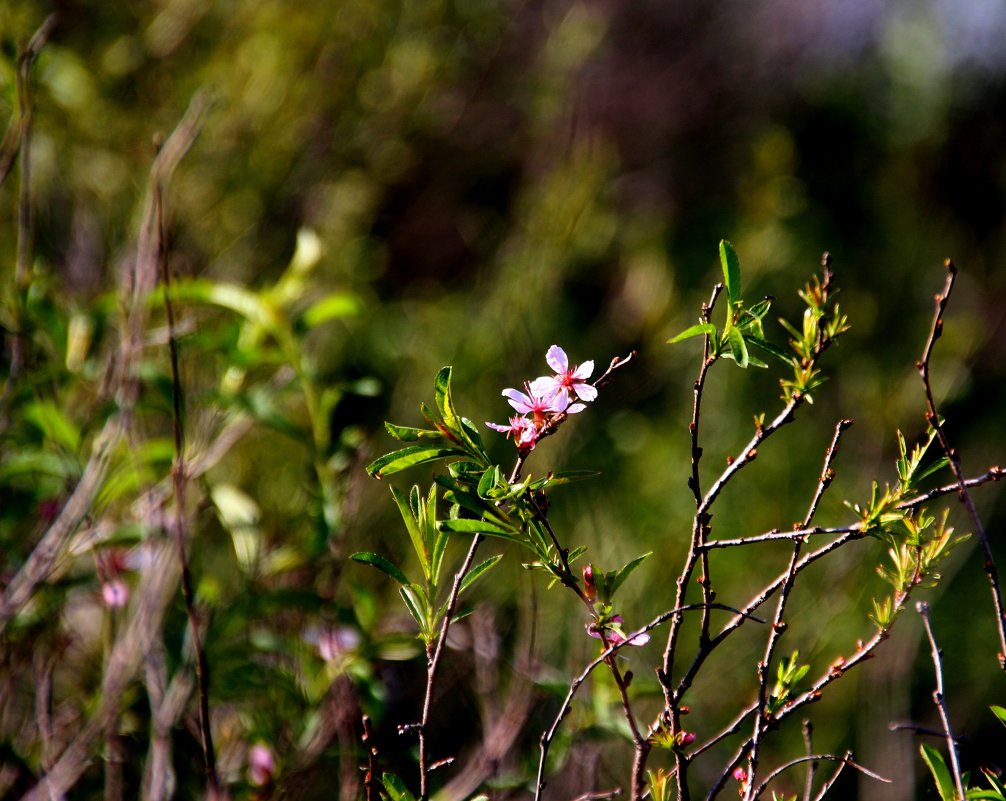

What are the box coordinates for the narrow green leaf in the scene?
[450,606,475,624]
[24,400,81,452]
[435,366,461,434]
[423,483,439,571]
[351,552,410,585]
[609,552,652,598]
[439,518,525,544]
[391,487,428,579]
[668,322,716,345]
[366,445,465,478]
[381,773,417,801]
[300,292,360,328]
[920,743,955,801]
[459,554,504,594]
[745,335,793,365]
[727,326,750,368]
[384,422,444,442]
[991,705,1006,728]
[720,240,742,305]
[399,585,428,633]
[914,457,951,484]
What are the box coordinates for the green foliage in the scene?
[768,651,810,716]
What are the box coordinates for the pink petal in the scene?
[566,402,586,415]
[573,383,598,402]
[545,345,568,374]
[572,360,594,380]
[502,388,533,413]
[529,376,560,397]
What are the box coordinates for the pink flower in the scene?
[310,625,360,661]
[531,345,596,410]
[502,382,568,425]
[248,743,275,786]
[102,578,129,608]
[586,615,651,646]
[486,415,538,449]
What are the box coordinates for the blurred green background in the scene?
[2,0,1006,799]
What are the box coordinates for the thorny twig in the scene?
[917,601,967,800]
[917,260,1006,669]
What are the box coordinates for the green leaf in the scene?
[399,585,428,633]
[726,326,749,368]
[668,322,716,345]
[384,422,444,442]
[991,705,1006,728]
[921,743,955,801]
[350,552,410,585]
[24,400,81,452]
[435,366,461,435]
[720,240,742,306]
[439,518,525,544]
[366,445,465,478]
[300,292,360,328]
[745,335,793,365]
[391,487,429,579]
[381,773,417,801]
[459,554,504,594]
[609,552,652,598]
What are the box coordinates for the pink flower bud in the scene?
[249,743,275,786]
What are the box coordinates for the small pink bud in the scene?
[583,564,596,601]
[677,731,695,746]
[249,743,275,786]
[102,579,129,608]
[733,767,748,782]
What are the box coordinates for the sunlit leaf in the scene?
[300,292,360,328]
[668,322,716,344]
[920,743,955,801]
[366,445,466,478]
[351,552,409,585]
[720,239,742,306]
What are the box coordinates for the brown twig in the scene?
[917,601,966,800]
[0,91,211,635]
[744,420,852,800]
[801,720,816,801]
[157,162,219,793]
[916,260,1006,669]
[749,752,889,800]
[535,603,762,801]
[417,533,484,801]
[0,14,58,433]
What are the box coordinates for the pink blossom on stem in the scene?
[486,414,538,449]
[248,743,275,786]
[586,615,651,646]
[101,578,129,608]
[502,382,568,425]
[531,345,597,410]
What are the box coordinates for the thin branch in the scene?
[535,603,761,801]
[0,91,210,635]
[0,14,58,432]
[570,789,623,801]
[750,752,889,800]
[744,420,852,800]
[917,601,966,800]
[801,721,816,801]
[418,533,484,801]
[916,260,1006,668]
[157,164,218,793]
